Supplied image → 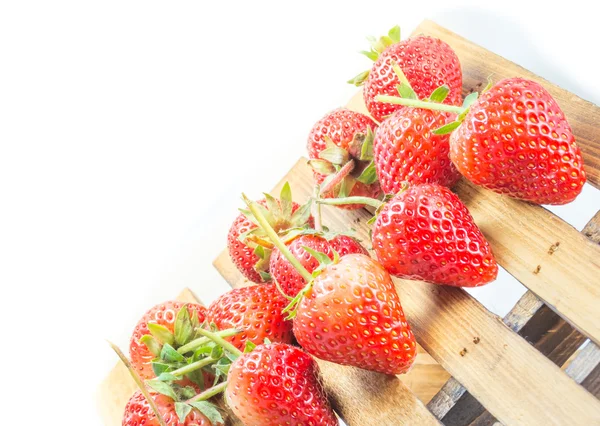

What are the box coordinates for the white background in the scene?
[1,1,599,424]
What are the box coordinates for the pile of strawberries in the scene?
[117,25,587,426]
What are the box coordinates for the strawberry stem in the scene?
[376,95,465,114]
[317,196,383,209]
[320,159,355,196]
[195,328,243,358]
[170,356,216,377]
[108,341,168,426]
[187,381,228,403]
[312,185,323,233]
[244,194,313,283]
[177,328,241,355]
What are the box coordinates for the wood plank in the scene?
[566,342,600,397]
[453,179,600,346]
[97,288,243,426]
[413,20,600,189]
[428,290,587,422]
[415,210,600,424]
[213,158,600,425]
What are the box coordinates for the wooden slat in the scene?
[453,180,600,346]
[566,342,600,397]
[97,288,244,426]
[213,158,600,425]
[428,291,586,422]
[413,20,600,189]
[429,211,600,424]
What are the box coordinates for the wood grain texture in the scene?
[566,342,600,392]
[97,288,244,426]
[453,179,600,346]
[428,205,600,422]
[413,20,600,189]
[213,159,600,425]
[428,289,586,422]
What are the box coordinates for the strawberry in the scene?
[292,253,417,375]
[372,183,498,286]
[130,301,207,380]
[307,108,381,209]
[374,104,461,194]
[349,26,462,122]
[227,183,313,283]
[206,284,293,351]
[244,195,417,376]
[448,77,586,204]
[225,342,338,426]
[122,389,222,426]
[270,233,367,297]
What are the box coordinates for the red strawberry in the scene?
[449,78,586,204]
[307,108,381,209]
[349,27,462,122]
[130,301,207,380]
[225,343,338,426]
[372,183,498,286]
[206,284,293,351]
[270,234,367,297]
[122,389,221,426]
[374,106,461,193]
[228,184,313,283]
[293,253,417,375]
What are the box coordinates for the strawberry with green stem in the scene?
[129,300,246,394]
[228,183,313,283]
[269,232,368,297]
[174,328,338,426]
[348,25,462,122]
[110,342,226,426]
[377,77,586,205]
[244,194,417,375]
[374,81,462,193]
[307,108,381,210]
[130,301,208,381]
[317,182,498,287]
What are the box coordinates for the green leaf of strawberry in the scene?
[188,401,224,425]
[429,85,450,103]
[356,160,378,185]
[174,402,193,423]
[160,344,185,363]
[174,304,194,347]
[433,120,462,135]
[140,334,161,357]
[147,323,175,346]
[146,379,178,400]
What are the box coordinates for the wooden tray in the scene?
[99,20,600,426]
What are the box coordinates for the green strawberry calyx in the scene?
[376,76,494,135]
[348,25,401,86]
[144,321,245,424]
[309,126,378,200]
[109,338,226,426]
[130,304,250,424]
[281,246,341,320]
[237,182,313,280]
